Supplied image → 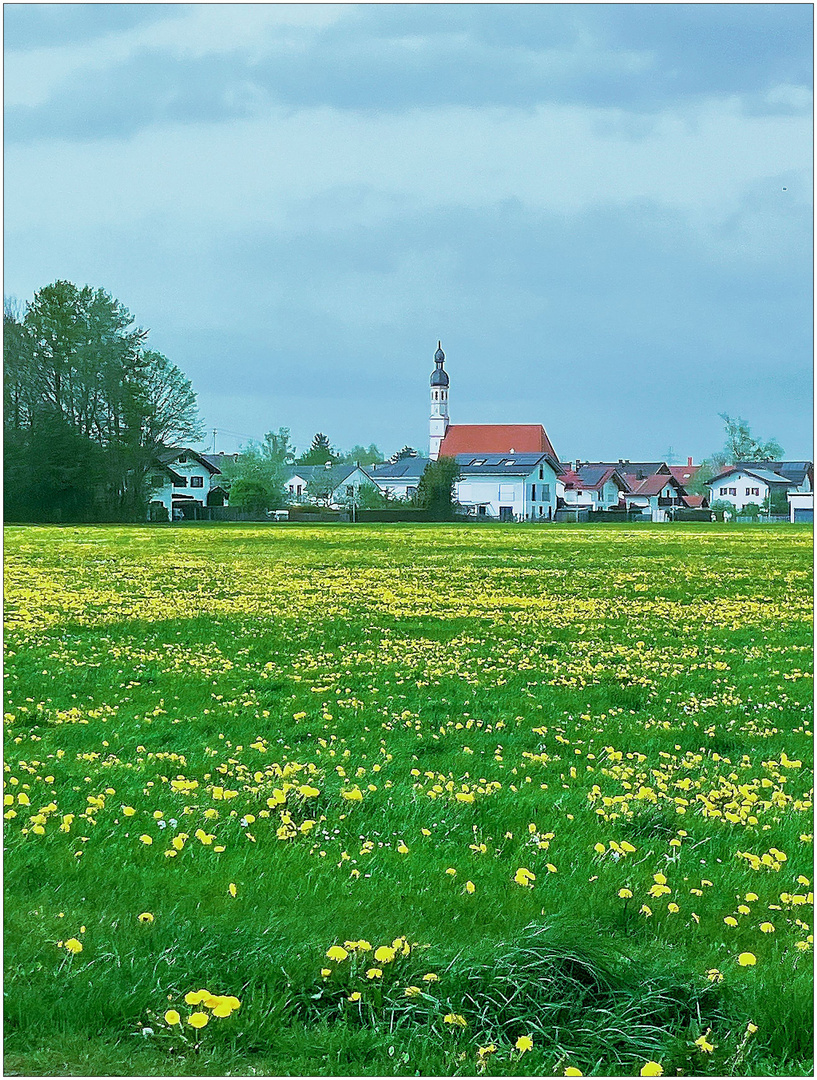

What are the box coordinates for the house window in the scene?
[173,477,188,488]
[720,487,728,495]
[539,466,544,480]
[177,454,187,464]
[288,485,294,494]
[531,484,537,501]
[346,485,354,496]
[751,487,759,496]
[541,484,550,499]
[729,487,736,496]
[538,506,543,516]
[190,476,204,488]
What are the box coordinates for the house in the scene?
[368,456,428,501]
[558,464,629,511]
[733,461,813,492]
[147,448,226,519]
[707,466,795,514]
[622,472,689,522]
[283,463,379,508]
[454,452,561,520]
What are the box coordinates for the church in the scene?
[429,343,562,521]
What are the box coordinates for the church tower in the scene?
[429,341,450,460]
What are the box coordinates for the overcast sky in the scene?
[4,3,813,460]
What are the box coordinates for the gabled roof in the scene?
[157,447,221,474]
[439,424,557,459]
[286,463,362,491]
[454,452,560,476]
[200,452,239,472]
[629,473,685,497]
[709,466,791,486]
[734,461,813,486]
[562,465,626,491]
[682,494,708,508]
[669,464,700,485]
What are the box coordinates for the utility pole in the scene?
[212,429,217,454]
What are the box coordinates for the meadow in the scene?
[3,522,813,1077]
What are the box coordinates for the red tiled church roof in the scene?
[438,424,557,458]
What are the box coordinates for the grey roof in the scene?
[287,463,360,490]
[710,466,791,486]
[454,452,556,476]
[156,447,220,473]
[734,461,812,486]
[369,458,429,480]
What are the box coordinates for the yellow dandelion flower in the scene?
[513,867,536,887]
[347,991,361,1002]
[64,938,83,955]
[565,1069,583,1076]
[374,945,396,963]
[464,881,476,894]
[759,922,775,933]
[706,969,723,983]
[422,972,439,982]
[164,1009,181,1025]
[694,1032,716,1053]
[618,888,633,899]
[139,834,153,845]
[737,952,757,966]
[444,1013,468,1027]
[445,868,457,876]
[404,986,421,998]
[515,1035,533,1052]
[184,989,210,1006]
[724,916,738,927]
[137,912,154,923]
[187,1012,209,1029]
[365,967,382,979]
[212,999,235,1017]
[326,945,349,962]
[640,1062,663,1077]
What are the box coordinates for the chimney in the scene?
[687,456,693,467]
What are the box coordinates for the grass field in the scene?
[3,522,813,1077]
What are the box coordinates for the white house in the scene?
[558,464,628,510]
[707,467,793,513]
[283,463,379,508]
[454,453,560,521]
[147,448,225,520]
[788,492,814,523]
[622,473,688,522]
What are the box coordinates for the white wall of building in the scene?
[708,472,770,512]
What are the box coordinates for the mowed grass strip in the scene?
[3,522,813,1076]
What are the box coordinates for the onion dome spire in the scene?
[430,340,449,387]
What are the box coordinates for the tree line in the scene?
[4,282,202,522]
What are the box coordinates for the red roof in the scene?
[438,424,556,458]
[632,473,682,496]
[669,465,699,486]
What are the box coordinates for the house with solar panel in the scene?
[428,343,562,521]
[707,462,813,515]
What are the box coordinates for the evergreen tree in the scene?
[296,432,342,465]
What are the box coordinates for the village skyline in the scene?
[5,4,813,459]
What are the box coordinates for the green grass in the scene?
[4,522,813,1075]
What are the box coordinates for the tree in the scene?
[340,483,398,512]
[228,476,276,512]
[219,429,293,510]
[296,432,342,466]
[3,281,203,521]
[690,414,785,496]
[388,446,419,463]
[414,457,461,519]
[719,414,783,463]
[341,443,383,466]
